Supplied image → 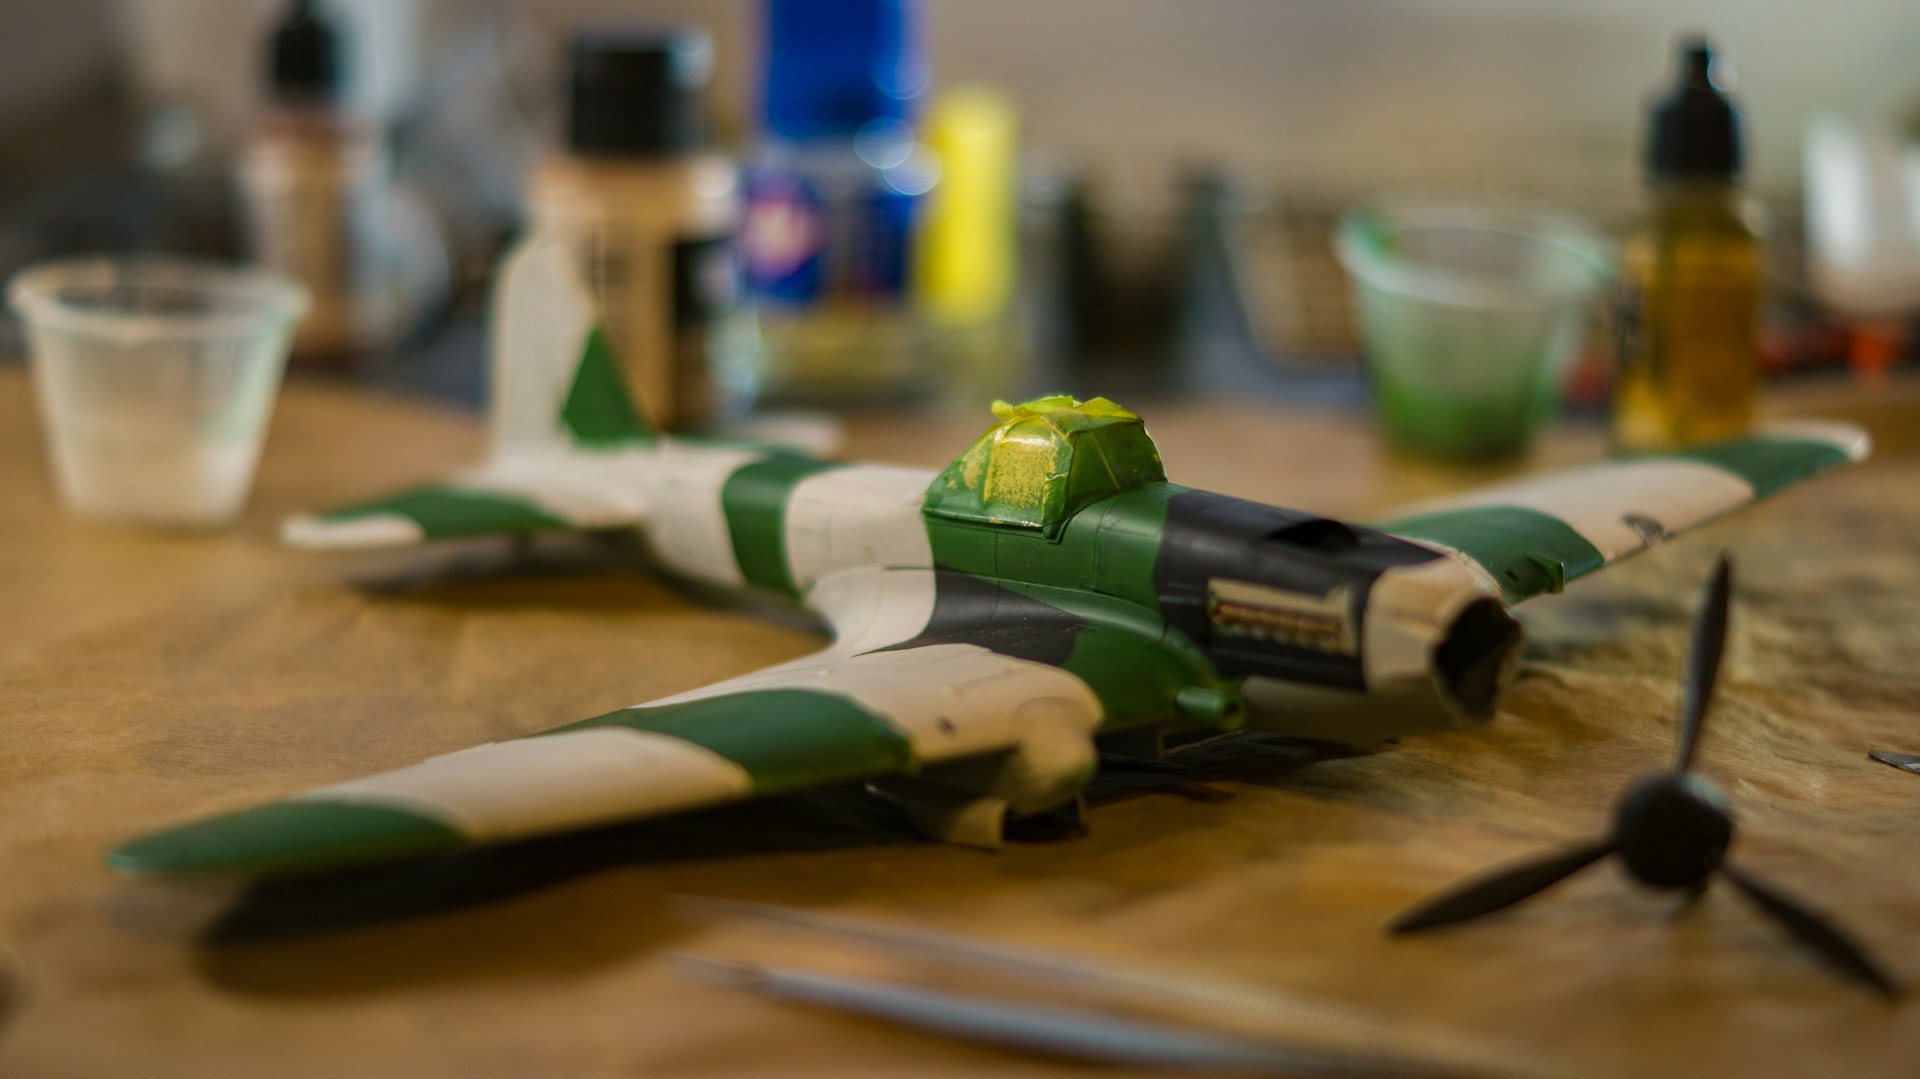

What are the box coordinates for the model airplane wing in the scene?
[1374,422,1871,602]
[283,242,660,551]
[108,608,1115,877]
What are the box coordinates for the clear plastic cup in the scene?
[1335,203,1608,461]
[9,257,308,529]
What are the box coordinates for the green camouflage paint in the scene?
[107,800,465,876]
[1664,435,1853,497]
[317,486,570,538]
[722,454,849,597]
[1383,505,1606,602]
[552,689,913,793]
[925,482,1188,612]
[561,328,655,447]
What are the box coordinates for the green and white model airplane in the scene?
[110,245,1871,878]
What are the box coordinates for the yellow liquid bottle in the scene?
[1613,39,1763,451]
[1614,184,1765,448]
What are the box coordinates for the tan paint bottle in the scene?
[237,0,390,366]
[497,28,741,434]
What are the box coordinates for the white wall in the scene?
[25,0,1920,200]
[0,1,119,137]
[919,0,1920,199]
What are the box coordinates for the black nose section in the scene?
[1433,598,1523,720]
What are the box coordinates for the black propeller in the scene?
[1390,555,1899,999]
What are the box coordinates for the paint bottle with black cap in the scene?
[495,27,743,434]
[238,0,390,364]
[1613,38,1765,450]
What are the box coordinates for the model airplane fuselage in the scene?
[109,246,1872,877]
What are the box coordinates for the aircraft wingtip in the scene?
[107,800,465,877]
[280,512,426,551]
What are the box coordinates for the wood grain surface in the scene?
[0,366,1916,1077]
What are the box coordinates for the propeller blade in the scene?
[1674,555,1733,774]
[1721,863,1900,999]
[1391,839,1615,934]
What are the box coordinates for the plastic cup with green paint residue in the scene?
[1336,203,1608,462]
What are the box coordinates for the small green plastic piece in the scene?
[1175,686,1246,729]
[923,396,1167,539]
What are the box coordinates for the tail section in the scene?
[282,243,657,552]
[488,241,655,456]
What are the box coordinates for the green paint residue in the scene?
[560,327,655,447]
[1662,436,1850,497]
[1371,372,1557,462]
[554,689,913,793]
[1385,505,1604,602]
[722,454,847,597]
[319,486,570,538]
[107,800,466,876]
[924,395,1166,538]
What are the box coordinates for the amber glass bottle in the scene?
[1613,40,1764,450]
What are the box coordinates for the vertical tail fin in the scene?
[488,241,655,456]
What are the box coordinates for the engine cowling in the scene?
[1240,556,1523,746]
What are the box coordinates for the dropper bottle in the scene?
[237,0,390,365]
[1612,39,1765,450]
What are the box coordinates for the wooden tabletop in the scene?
[1,365,1917,1077]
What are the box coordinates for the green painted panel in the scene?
[553,689,913,793]
[1081,482,1186,610]
[561,327,655,447]
[318,486,570,538]
[924,515,1000,577]
[992,577,1228,733]
[722,454,846,596]
[993,527,1097,591]
[107,800,466,877]
[1665,436,1851,498]
[924,482,1186,615]
[1385,505,1605,602]
[1060,624,1210,730]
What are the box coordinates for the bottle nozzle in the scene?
[1647,35,1741,180]
[1680,38,1719,92]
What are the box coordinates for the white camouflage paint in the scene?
[283,513,423,550]
[1386,459,1755,562]
[783,465,937,592]
[298,727,753,842]
[1360,556,1499,692]
[808,567,940,656]
[643,442,768,587]
[648,642,1103,763]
